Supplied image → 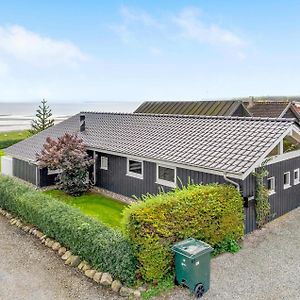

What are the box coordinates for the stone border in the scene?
[0,207,143,299]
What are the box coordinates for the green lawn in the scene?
[0,130,30,141]
[44,190,128,230]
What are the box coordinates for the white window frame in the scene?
[126,158,143,179]
[294,168,300,185]
[283,172,291,189]
[47,168,63,175]
[100,156,108,170]
[156,164,176,188]
[267,177,276,195]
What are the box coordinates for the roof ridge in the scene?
[80,111,295,123]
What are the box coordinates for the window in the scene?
[127,159,143,179]
[283,172,291,189]
[294,169,300,185]
[156,165,176,188]
[47,168,62,175]
[100,156,108,170]
[267,177,275,195]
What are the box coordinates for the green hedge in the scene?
[0,176,137,284]
[0,139,25,149]
[123,184,244,282]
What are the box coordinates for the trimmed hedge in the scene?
[123,184,244,282]
[0,139,25,149]
[0,176,136,284]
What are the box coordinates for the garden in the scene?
[0,130,245,298]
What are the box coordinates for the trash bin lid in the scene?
[171,238,213,258]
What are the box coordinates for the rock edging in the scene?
[0,207,142,299]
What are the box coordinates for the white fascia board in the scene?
[6,153,37,165]
[279,102,292,118]
[87,147,243,180]
[241,124,299,180]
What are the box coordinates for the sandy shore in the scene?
[0,115,69,132]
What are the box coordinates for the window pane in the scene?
[158,166,175,182]
[129,160,142,174]
[294,170,299,180]
[101,157,108,170]
[267,179,272,190]
[284,173,290,185]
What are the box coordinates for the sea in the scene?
[0,101,141,132]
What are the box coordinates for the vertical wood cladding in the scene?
[13,158,37,185]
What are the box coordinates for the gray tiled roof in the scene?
[5,112,295,176]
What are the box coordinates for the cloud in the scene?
[112,6,247,58]
[120,6,161,29]
[0,25,88,67]
[173,7,245,49]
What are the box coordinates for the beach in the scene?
[0,101,140,132]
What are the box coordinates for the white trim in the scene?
[35,166,38,186]
[93,151,96,184]
[267,176,276,195]
[283,171,291,189]
[156,164,176,188]
[293,168,300,185]
[47,168,63,175]
[100,156,108,170]
[126,158,143,179]
[265,149,300,166]
[241,124,300,180]
[279,102,292,118]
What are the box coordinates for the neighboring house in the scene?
[2,112,300,233]
[134,100,251,117]
[245,100,300,121]
[135,99,300,121]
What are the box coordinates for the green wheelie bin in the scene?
[172,238,213,298]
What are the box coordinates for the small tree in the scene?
[30,99,54,134]
[37,133,94,196]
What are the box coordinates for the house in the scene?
[2,112,300,233]
[134,100,251,117]
[135,98,300,121]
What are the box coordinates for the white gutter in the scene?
[223,173,240,192]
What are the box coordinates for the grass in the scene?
[0,130,30,141]
[44,189,128,229]
[0,149,4,171]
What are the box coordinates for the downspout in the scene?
[223,173,240,192]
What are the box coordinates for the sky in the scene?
[0,0,300,103]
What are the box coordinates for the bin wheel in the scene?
[194,283,205,298]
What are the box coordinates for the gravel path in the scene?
[1,208,300,300]
[161,207,300,300]
[0,214,122,300]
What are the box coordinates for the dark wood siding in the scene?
[242,156,300,233]
[39,168,57,187]
[265,156,300,219]
[95,153,231,198]
[13,158,37,185]
[96,152,167,198]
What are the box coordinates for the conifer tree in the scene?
[30,99,54,134]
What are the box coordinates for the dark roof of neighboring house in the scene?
[134,100,251,116]
[5,112,296,178]
[246,101,300,119]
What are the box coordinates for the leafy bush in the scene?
[123,184,244,282]
[0,176,136,284]
[213,236,241,256]
[0,139,25,149]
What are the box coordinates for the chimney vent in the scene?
[80,114,85,132]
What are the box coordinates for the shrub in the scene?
[0,176,136,284]
[123,184,244,282]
